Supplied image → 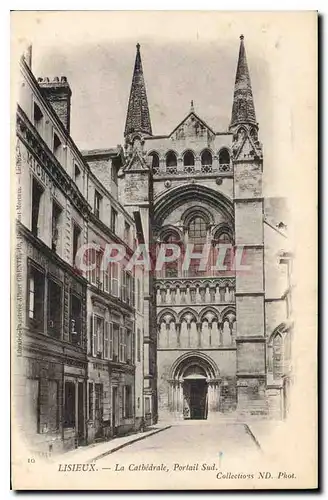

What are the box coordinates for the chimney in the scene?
[38,76,72,133]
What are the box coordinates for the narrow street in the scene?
[96,422,262,474]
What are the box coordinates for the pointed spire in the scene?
[124,43,152,137]
[230,35,257,129]
[190,100,194,113]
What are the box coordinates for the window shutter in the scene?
[92,314,97,356]
[89,314,93,355]
[109,322,113,360]
[132,276,135,307]
[104,321,109,359]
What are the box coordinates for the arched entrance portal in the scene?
[169,353,220,420]
[183,365,208,419]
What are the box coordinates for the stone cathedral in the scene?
[120,36,292,422]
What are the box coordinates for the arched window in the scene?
[149,152,160,174]
[201,150,213,173]
[188,216,207,276]
[183,151,195,173]
[166,151,177,174]
[188,216,207,242]
[161,231,180,278]
[219,148,231,172]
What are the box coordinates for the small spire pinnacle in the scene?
[190,100,194,112]
[230,34,257,129]
[124,43,152,137]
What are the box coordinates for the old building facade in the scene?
[14,54,152,454]
[13,34,293,455]
[119,37,293,422]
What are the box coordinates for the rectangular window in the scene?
[53,132,62,161]
[33,102,43,135]
[104,321,109,360]
[64,381,75,428]
[137,328,141,362]
[103,259,111,293]
[88,382,94,421]
[86,246,97,285]
[94,190,102,219]
[137,279,141,311]
[109,322,113,360]
[112,322,119,361]
[131,327,135,365]
[70,294,82,346]
[124,222,130,245]
[47,277,62,338]
[28,264,45,330]
[74,164,81,188]
[111,262,119,297]
[92,314,104,357]
[52,200,62,252]
[110,207,117,233]
[126,329,132,362]
[72,223,81,266]
[48,380,59,432]
[31,178,44,237]
[96,251,103,289]
[123,386,133,418]
[121,270,127,302]
[119,327,127,363]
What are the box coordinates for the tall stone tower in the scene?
[230,35,267,415]
[121,43,158,424]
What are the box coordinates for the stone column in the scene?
[219,322,223,346]
[197,322,202,348]
[176,323,181,347]
[208,322,212,347]
[166,323,170,348]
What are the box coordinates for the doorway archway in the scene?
[169,352,220,420]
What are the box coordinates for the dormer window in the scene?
[94,190,102,219]
[53,133,62,161]
[74,164,81,188]
[33,102,43,134]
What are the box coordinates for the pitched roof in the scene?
[230,35,257,128]
[124,43,152,137]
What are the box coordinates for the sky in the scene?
[11,11,316,198]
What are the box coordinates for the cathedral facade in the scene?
[14,35,293,455]
[120,36,293,422]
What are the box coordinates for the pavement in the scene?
[50,418,280,466]
[51,424,171,466]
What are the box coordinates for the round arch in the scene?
[169,351,220,380]
[154,184,234,227]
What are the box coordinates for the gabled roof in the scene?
[169,110,216,138]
